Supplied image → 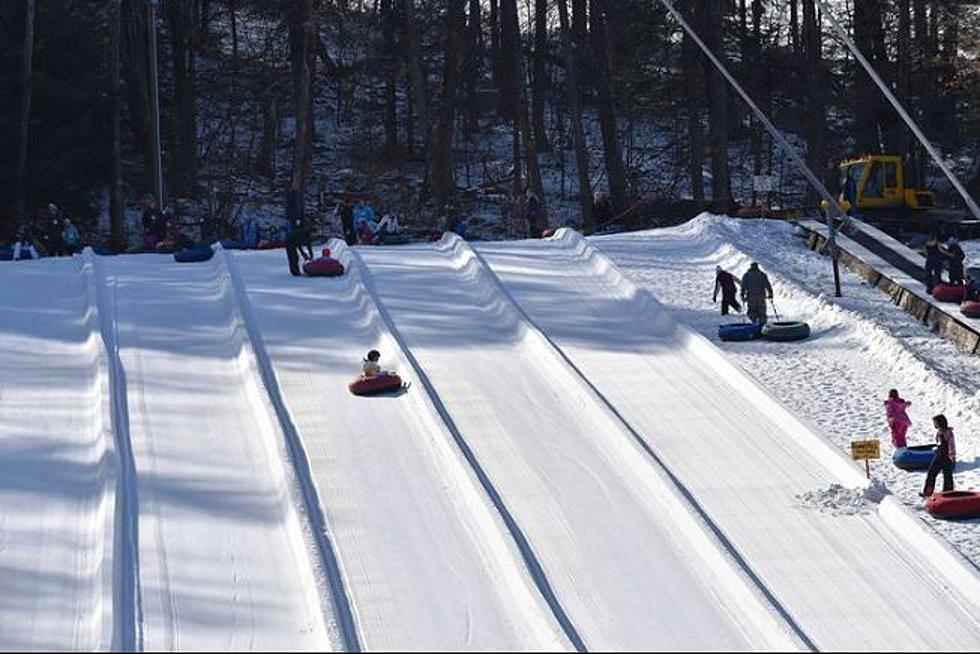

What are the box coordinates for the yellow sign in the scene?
[851,439,881,461]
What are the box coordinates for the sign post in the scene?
[850,439,881,479]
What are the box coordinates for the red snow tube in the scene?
[931,283,966,303]
[961,300,980,319]
[303,257,345,277]
[349,374,403,396]
[925,490,980,520]
[257,238,284,250]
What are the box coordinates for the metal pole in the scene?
[815,0,980,222]
[147,0,164,208]
[658,0,844,296]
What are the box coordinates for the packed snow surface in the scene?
[2,219,980,650]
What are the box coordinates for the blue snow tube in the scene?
[892,444,937,471]
[92,246,116,256]
[174,246,214,263]
[0,246,12,261]
[718,322,763,342]
[220,238,248,250]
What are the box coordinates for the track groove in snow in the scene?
[358,236,784,650]
[85,250,143,651]
[219,247,359,652]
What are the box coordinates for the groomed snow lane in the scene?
[228,243,568,651]
[104,254,336,651]
[358,237,799,651]
[477,230,980,651]
[0,257,115,651]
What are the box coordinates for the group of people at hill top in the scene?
[713,262,774,324]
[884,389,957,497]
[4,203,83,260]
[923,231,966,293]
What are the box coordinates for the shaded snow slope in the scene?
[228,244,568,651]
[480,230,980,650]
[0,257,115,650]
[593,215,980,565]
[103,254,335,650]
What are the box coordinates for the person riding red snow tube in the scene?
[931,283,966,303]
[303,248,345,277]
[349,373,403,396]
[925,490,980,520]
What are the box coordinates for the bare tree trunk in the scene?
[789,0,799,53]
[381,0,398,152]
[802,0,827,205]
[703,0,731,210]
[557,0,593,231]
[429,0,464,211]
[288,0,315,194]
[489,0,500,90]
[122,0,154,194]
[14,0,37,224]
[590,0,629,208]
[532,0,550,152]
[682,0,704,203]
[401,0,429,152]
[111,0,126,250]
[167,0,200,198]
[463,0,482,135]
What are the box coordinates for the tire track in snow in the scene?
[217,247,360,652]
[350,247,588,653]
[467,238,817,652]
[83,249,144,652]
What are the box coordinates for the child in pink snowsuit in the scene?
[884,389,912,448]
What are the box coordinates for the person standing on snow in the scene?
[924,231,945,293]
[920,414,956,497]
[44,204,65,256]
[12,225,40,260]
[337,196,356,246]
[61,218,82,255]
[712,265,741,316]
[884,389,912,449]
[284,213,314,277]
[740,262,773,324]
[941,236,966,285]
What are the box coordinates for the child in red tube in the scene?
[884,389,912,449]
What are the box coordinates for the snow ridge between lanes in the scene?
[350,241,586,652]
[216,247,354,651]
[83,249,142,651]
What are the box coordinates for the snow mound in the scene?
[796,480,891,516]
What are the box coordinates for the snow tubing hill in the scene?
[303,257,344,277]
[174,246,214,263]
[932,283,966,303]
[349,374,403,396]
[718,322,763,342]
[892,444,937,471]
[925,490,980,520]
[762,321,811,342]
[961,300,980,319]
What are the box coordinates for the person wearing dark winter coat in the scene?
[525,189,541,237]
[741,262,773,324]
[141,196,167,251]
[285,214,314,276]
[924,232,945,293]
[713,265,741,316]
[338,197,356,246]
[44,204,65,256]
[920,414,957,497]
[941,237,966,285]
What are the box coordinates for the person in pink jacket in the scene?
[884,389,912,449]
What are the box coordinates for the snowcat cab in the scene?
[822,155,935,218]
